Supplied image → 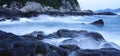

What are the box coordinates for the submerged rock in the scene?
[91,19,104,26]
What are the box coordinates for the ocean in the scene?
[0,15,120,48]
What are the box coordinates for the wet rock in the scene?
[22,31,46,40]
[85,32,105,41]
[0,30,68,56]
[91,19,104,26]
[71,48,120,56]
[61,39,78,44]
[48,29,87,38]
[48,29,105,42]
[101,42,120,49]
[59,44,80,52]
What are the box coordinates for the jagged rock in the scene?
[91,19,104,26]
[70,48,120,56]
[60,0,81,12]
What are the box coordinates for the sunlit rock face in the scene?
[20,2,45,13]
[60,0,81,12]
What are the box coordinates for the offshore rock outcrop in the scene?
[91,19,104,26]
[0,29,120,56]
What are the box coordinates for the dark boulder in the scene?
[91,19,104,26]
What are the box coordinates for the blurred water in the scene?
[0,15,120,46]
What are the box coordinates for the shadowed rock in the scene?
[91,19,104,26]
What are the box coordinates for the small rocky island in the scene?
[0,0,117,21]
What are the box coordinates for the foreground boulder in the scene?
[91,19,104,26]
[0,30,68,56]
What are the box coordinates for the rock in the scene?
[48,29,87,38]
[59,44,80,52]
[91,19,104,26]
[0,18,5,21]
[22,31,46,40]
[70,48,120,56]
[10,1,22,9]
[61,39,78,44]
[48,29,105,42]
[0,30,68,56]
[101,42,120,49]
[85,32,105,41]
[61,0,81,11]
[20,2,45,13]
[82,10,95,15]
[97,12,117,15]
[0,7,22,20]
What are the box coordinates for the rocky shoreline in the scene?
[0,1,117,21]
[0,29,120,56]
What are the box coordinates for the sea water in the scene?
[0,15,120,47]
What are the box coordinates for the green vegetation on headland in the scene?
[0,0,79,9]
